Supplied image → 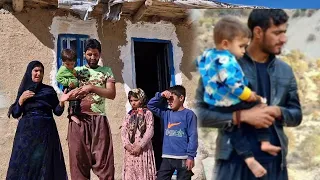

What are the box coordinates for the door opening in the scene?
[133,39,174,170]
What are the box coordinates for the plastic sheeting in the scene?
[58,0,123,21]
[57,0,267,21]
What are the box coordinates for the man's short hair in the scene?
[84,39,101,53]
[248,9,289,32]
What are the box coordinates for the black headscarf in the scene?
[7,60,44,118]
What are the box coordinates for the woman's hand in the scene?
[18,90,35,105]
[125,144,133,154]
[132,144,142,156]
[59,89,70,103]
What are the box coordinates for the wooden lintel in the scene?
[132,0,152,22]
[12,0,24,12]
[182,17,194,26]
[27,0,56,6]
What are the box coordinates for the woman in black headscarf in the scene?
[6,60,68,180]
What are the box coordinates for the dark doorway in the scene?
[133,40,172,170]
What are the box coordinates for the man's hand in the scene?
[239,104,276,129]
[186,159,194,171]
[78,85,93,94]
[161,90,171,99]
[264,106,282,119]
[74,85,92,99]
[66,88,81,100]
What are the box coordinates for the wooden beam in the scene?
[132,0,152,22]
[151,15,160,22]
[26,0,57,6]
[182,16,194,26]
[12,0,24,12]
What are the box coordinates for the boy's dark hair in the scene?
[214,16,251,45]
[61,49,76,62]
[248,9,289,33]
[84,39,101,53]
[168,85,186,99]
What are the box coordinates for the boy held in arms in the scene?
[56,49,81,124]
[196,16,281,177]
[147,85,198,180]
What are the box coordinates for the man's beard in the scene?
[261,35,282,56]
[86,59,99,67]
[261,44,276,55]
[262,44,282,56]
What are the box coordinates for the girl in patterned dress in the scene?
[121,88,156,180]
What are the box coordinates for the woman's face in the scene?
[129,96,141,109]
[31,66,44,83]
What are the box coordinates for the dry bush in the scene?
[307,34,316,42]
[307,9,317,17]
[281,50,309,74]
[292,10,301,18]
[298,134,320,169]
[316,59,320,68]
[285,128,296,151]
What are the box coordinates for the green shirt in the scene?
[56,66,79,87]
[75,65,115,116]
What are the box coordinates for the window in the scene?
[56,34,89,89]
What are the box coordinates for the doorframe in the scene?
[131,37,176,88]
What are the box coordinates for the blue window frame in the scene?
[56,34,89,89]
[131,38,176,86]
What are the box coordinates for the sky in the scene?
[218,0,320,8]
